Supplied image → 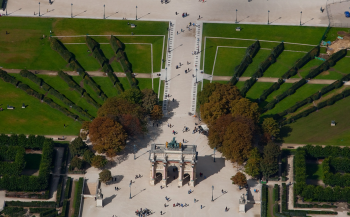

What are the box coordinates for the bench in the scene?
[57,137,66,141]
[7,105,14,110]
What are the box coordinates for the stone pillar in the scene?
[150,163,155,186]
[178,163,183,187]
[161,163,167,186]
[190,164,196,187]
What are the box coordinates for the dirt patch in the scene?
[109,56,116,64]
[79,80,84,88]
[319,71,330,76]
[21,169,39,176]
[337,31,350,38]
[327,38,350,55]
[319,53,329,60]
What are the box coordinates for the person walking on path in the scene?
[201,205,202,209]
[160,211,163,215]
[177,31,178,35]
[194,198,196,203]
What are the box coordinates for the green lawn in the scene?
[0,17,167,72]
[263,84,327,116]
[65,45,101,71]
[93,77,120,98]
[235,81,245,90]
[245,82,274,101]
[24,154,42,170]
[281,96,350,145]
[313,57,350,80]
[212,48,246,76]
[0,79,81,135]
[263,52,306,78]
[306,163,323,180]
[295,59,325,78]
[242,50,271,77]
[37,75,98,117]
[202,23,327,70]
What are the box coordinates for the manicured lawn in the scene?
[242,49,271,77]
[245,82,274,101]
[37,75,98,117]
[235,81,245,90]
[263,84,327,116]
[137,78,153,91]
[0,17,167,72]
[280,96,350,145]
[294,59,325,78]
[263,52,306,78]
[93,77,120,98]
[153,78,160,95]
[0,79,81,135]
[159,80,165,104]
[325,27,350,42]
[212,48,246,76]
[24,154,42,170]
[306,163,323,180]
[65,45,101,71]
[258,83,295,108]
[119,77,131,90]
[202,23,326,70]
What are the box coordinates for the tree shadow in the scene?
[132,188,146,198]
[277,125,293,143]
[196,155,225,185]
[103,194,116,206]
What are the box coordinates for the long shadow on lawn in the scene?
[276,125,293,143]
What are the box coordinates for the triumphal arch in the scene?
[149,137,197,187]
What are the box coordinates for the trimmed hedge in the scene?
[64,177,72,199]
[92,49,108,67]
[20,69,42,86]
[86,36,99,52]
[273,184,279,202]
[56,176,64,206]
[110,35,125,54]
[43,97,79,120]
[73,178,84,217]
[261,184,267,217]
[50,38,75,63]
[323,157,350,187]
[57,71,84,95]
[233,41,260,78]
[259,78,284,101]
[58,200,69,217]
[240,76,257,97]
[6,201,56,208]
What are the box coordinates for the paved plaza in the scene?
[3,0,345,216]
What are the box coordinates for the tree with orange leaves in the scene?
[89,117,128,158]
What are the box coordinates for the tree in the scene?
[221,117,255,164]
[208,114,234,149]
[9,134,18,146]
[99,169,112,183]
[260,142,281,179]
[141,89,158,114]
[198,83,217,106]
[230,98,260,123]
[231,172,247,187]
[90,117,128,157]
[151,105,163,120]
[262,118,280,141]
[244,148,261,178]
[119,88,143,105]
[70,156,83,170]
[69,137,87,157]
[91,155,107,169]
[17,134,27,147]
[81,121,91,131]
[200,83,242,125]
[83,149,95,164]
[118,114,143,137]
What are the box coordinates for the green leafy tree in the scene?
[119,89,143,105]
[231,172,247,187]
[260,142,281,179]
[141,89,158,114]
[9,134,18,146]
[262,118,280,141]
[69,137,87,157]
[70,156,83,170]
[83,149,95,164]
[91,155,107,169]
[99,169,112,183]
[230,98,260,123]
[17,134,27,147]
[244,148,261,178]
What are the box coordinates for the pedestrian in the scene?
[222,189,223,193]
[183,139,184,143]
[64,124,66,128]
[157,123,158,127]
[177,31,178,35]
[130,180,132,184]
[153,122,154,127]
[115,187,116,190]
[168,123,169,127]
[164,203,166,207]
[194,198,196,203]
[225,206,228,212]
[160,211,162,215]
[201,205,202,209]
[188,68,189,71]
[199,15,200,19]
[172,98,174,102]
[95,197,96,200]
[175,12,177,15]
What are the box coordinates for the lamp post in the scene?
[196,68,198,83]
[165,67,167,82]
[136,6,138,20]
[211,186,214,202]
[104,4,105,19]
[71,3,73,18]
[300,11,302,26]
[267,10,270,25]
[39,2,40,16]
[235,9,238,23]
[134,144,136,160]
[213,147,216,162]
[129,182,132,199]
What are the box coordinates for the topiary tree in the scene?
[231,172,247,187]
[91,155,107,169]
[99,169,112,183]
[83,149,95,164]
[69,137,87,157]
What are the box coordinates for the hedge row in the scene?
[0,146,25,176]
[43,97,80,121]
[261,184,267,217]
[273,184,279,202]
[0,69,19,86]
[84,75,107,101]
[58,71,100,109]
[305,49,347,80]
[61,146,69,174]
[64,177,72,199]
[294,203,337,208]
[50,38,75,63]
[264,79,307,111]
[20,69,42,86]
[259,79,284,101]
[233,40,260,77]
[6,201,56,208]
[39,209,57,217]
[0,207,26,216]
[110,35,125,54]
[118,51,138,89]
[240,76,257,97]
[73,178,84,217]
[30,208,52,213]
[56,176,64,206]
[323,157,350,187]
[281,88,350,125]
[58,200,69,217]
[86,36,99,52]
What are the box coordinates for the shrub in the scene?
[19,69,42,86]
[83,92,101,108]
[64,177,72,199]
[73,178,84,217]
[273,184,279,202]
[57,71,84,95]
[110,35,125,53]
[92,49,108,67]
[43,97,79,120]
[85,36,99,52]
[56,176,64,206]
[294,46,320,69]
[240,76,257,97]
[0,69,19,86]
[6,201,56,208]
[261,184,267,217]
